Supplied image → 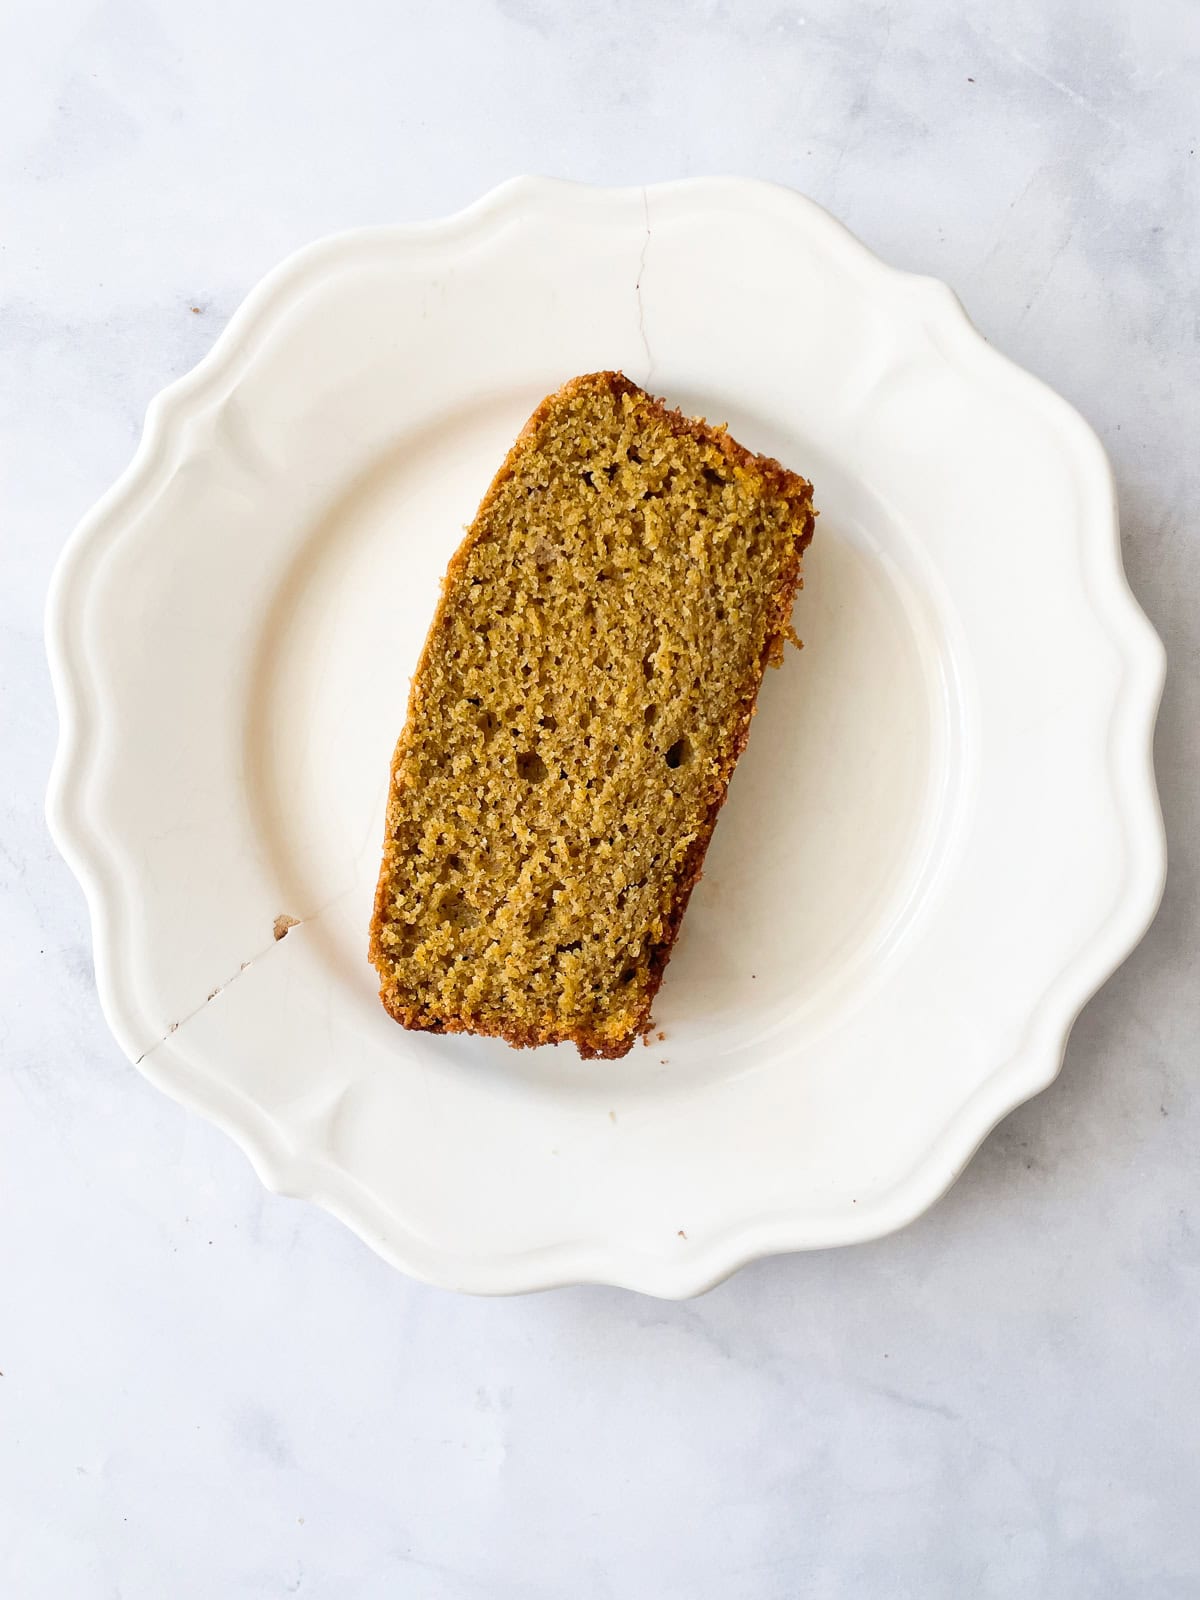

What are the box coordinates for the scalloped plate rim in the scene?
[45,176,1167,1297]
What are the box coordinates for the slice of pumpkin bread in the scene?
[370,372,815,1058]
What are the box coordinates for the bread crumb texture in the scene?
[370,372,814,1058]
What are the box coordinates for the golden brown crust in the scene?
[370,371,814,1059]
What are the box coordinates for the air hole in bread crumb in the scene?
[516,751,548,783]
[442,895,479,931]
[664,737,691,770]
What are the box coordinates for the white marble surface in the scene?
[2,0,1197,1593]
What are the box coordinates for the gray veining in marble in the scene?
[2,0,1197,1594]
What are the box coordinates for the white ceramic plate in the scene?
[47,178,1165,1297]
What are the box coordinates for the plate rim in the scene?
[45,175,1167,1296]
